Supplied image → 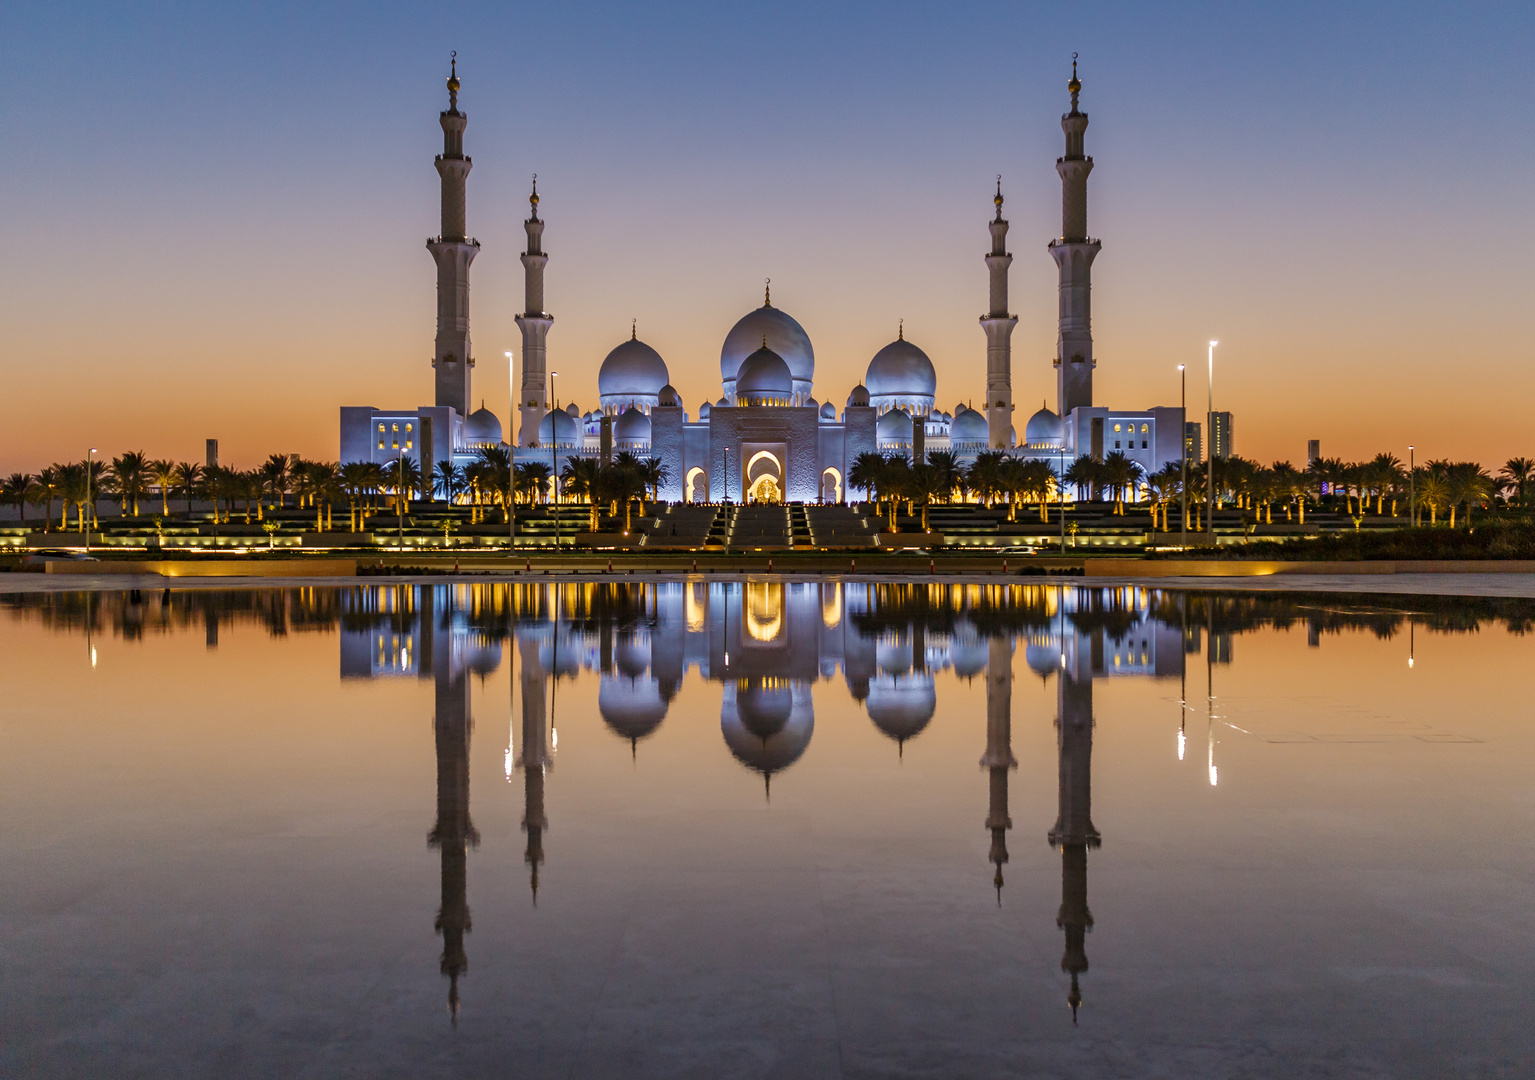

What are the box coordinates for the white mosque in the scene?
[339,57,1186,501]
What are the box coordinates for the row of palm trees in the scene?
[843,450,1530,533]
[0,448,672,535]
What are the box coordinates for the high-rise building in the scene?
[1307,439,1320,465]
[1184,422,1201,463]
[1208,411,1233,459]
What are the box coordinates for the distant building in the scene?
[205,439,218,469]
[1184,422,1201,463]
[1208,411,1233,460]
[1306,439,1320,465]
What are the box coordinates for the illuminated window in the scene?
[406,440,413,450]
[406,423,413,433]
[1113,423,1122,432]
[378,423,385,433]
[1141,423,1149,433]
[378,440,384,449]
[392,423,399,432]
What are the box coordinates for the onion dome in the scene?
[819,401,836,420]
[866,673,937,749]
[721,681,814,779]
[464,637,503,676]
[537,408,579,446]
[735,346,794,405]
[599,676,669,745]
[614,405,651,444]
[598,337,670,399]
[698,401,711,419]
[876,407,913,443]
[464,405,502,444]
[565,402,580,417]
[865,338,937,399]
[720,303,814,390]
[1024,405,1063,446]
[846,384,870,407]
[950,406,988,444]
[657,384,682,408]
[1025,641,1061,678]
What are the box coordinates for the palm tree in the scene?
[475,446,515,523]
[260,453,292,512]
[2,473,31,525]
[32,466,59,531]
[966,451,1007,508]
[384,456,422,515]
[1415,472,1448,526]
[1145,462,1182,531]
[173,462,202,516]
[1443,462,1493,528]
[924,451,962,503]
[57,463,89,531]
[434,460,466,503]
[515,461,552,506]
[561,458,603,531]
[339,462,373,531]
[1063,454,1099,503]
[1499,457,1533,508]
[907,463,945,532]
[109,451,150,517]
[147,459,177,516]
[640,457,669,506]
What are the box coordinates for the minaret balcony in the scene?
[1048,236,1099,249]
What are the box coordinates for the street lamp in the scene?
[1408,444,1415,527]
[1207,341,1217,545]
[505,350,516,549]
[549,370,558,550]
[85,447,97,550]
[1178,365,1188,548]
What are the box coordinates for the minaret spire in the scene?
[516,174,554,446]
[428,53,479,419]
[980,176,1018,449]
[1051,53,1102,423]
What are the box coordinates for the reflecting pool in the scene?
[2,582,1533,1078]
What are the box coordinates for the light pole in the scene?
[1408,444,1416,527]
[1206,341,1217,545]
[397,451,405,550]
[505,350,516,549]
[1059,441,1066,555]
[1179,364,1188,548]
[85,448,97,549]
[549,370,558,551]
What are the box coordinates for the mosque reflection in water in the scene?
[335,579,1203,1023]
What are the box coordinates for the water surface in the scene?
[2,582,1532,1078]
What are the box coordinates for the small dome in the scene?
[537,408,579,445]
[721,304,814,387]
[657,384,682,408]
[1025,406,1063,445]
[614,406,651,442]
[819,401,836,419]
[735,346,793,401]
[599,676,668,742]
[950,406,988,443]
[866,673,937,745]
[565,402,580,417]
[876,407,913,442]
[698,401,711,419]
[866,338,937,397]
[1025,642,1061,678]
[464,406,502,444]
[598,337,670,398]
[717,397,730,407]
[847,384,870,407]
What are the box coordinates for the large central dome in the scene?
[720,302,814,400]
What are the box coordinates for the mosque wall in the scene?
[650,404,685,502]
[707,408,820,502]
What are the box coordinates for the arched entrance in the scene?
[820,467,842,503]
[745,450,783,504]
[685,466,708,503]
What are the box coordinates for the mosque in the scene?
[339,58,1186,499]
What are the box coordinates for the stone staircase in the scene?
[804,505,881,548]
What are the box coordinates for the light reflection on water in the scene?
[2,582,1533,1077]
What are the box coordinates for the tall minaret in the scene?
[1051,56,1101,421]
[1048,643,1101,1024]
[515,180,553,447]
[981,180,1017,449]
[980,636,1017,901]
[515,634,552,899]
[428,55,478,419]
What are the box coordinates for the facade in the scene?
[340,60,1187,502]
[1209,411,1234,459]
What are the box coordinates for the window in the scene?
[406,441,413,450]
[392,423,399,432]
[378,440,384,450]
[1142,440,1148,449]
[1113,423,1122,432]
[406,423,413,433]
[1141,423,1149,433]
[1115,440,1121,449]
[378,423,385,433]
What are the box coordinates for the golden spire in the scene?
[764,277,771,307]
[631,318,637,341]
[898,318,904,341]
[447,51,460,107]
[994,175,1004,221]
[529,173,539,214]
[1068,52,1081,110]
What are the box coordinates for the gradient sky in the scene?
[1,1,1532,473]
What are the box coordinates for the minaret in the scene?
[979,637,1017,901]
[425,586,479,1021]
[516,635,552,899]
[515,179,553,447]
[1050,56,1101,420]
[428,55,479,419]
[1048,649,1101,1023]
[981,180,1018,449]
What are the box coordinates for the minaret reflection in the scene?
[516,633,551,901]
[1048,631,1100,1025]
[422,586,480,1023]
[980,637,1016,902]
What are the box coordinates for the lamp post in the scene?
[1206,341,1217,545]
[85,448,97,550]
[505,350,516,549]
[549,370,559,551]
[1059,440,1066,555]
[1179,364,1188,548]
[397,450,405,550]
[1408,444,1415,527]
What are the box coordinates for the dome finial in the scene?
[447,51,460,106]
[764,277,771,307]
[631,318,636,340]
[995,175,1004,220]
[762,333,768,349]
[529,173,539,216]
[898,318,904,341]
[1068,52,1081,108]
